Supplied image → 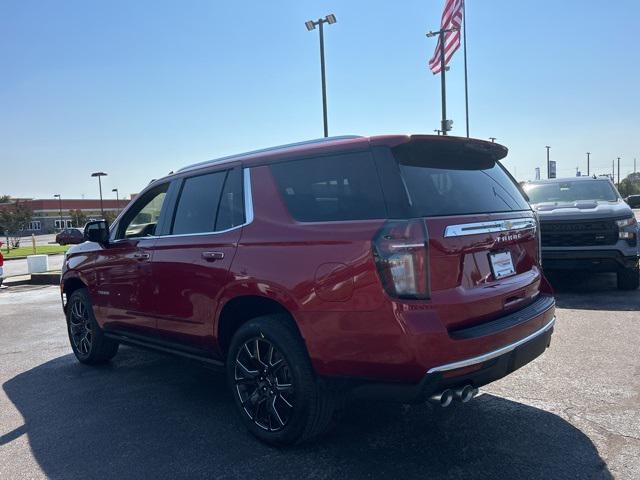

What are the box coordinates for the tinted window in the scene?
[398,163,530,216]
[117,183,169,239]
[215,167,245,231]
[270,153,386,222]
[381,143,529,217]
[524,180,618,204]
[172,171,226,235]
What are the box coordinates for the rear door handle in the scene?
[133,252,151,261]
[202,251,225,261]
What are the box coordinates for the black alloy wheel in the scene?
[69,296,93,357]
[234,337,295,432]
[65,288,119,364]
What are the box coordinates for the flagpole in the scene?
[463,0,470,137]
[439,30,447,136]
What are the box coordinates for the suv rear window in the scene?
[270,153,386,222]
[385,144,530,217]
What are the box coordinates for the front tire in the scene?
[617,265,640,290]
[66,288,119,364]
[226,315,336,445]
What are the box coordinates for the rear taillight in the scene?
[372,219,430,299]
[0,252,3,267]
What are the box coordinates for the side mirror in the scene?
[84,220,110,244]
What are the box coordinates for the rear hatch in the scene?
[373,136,544,332]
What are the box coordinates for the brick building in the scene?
[0,198,132,234]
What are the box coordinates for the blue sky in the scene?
[1,0,638,199]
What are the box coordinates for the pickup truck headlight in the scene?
[616,217,637,228]
[616,216,638,243]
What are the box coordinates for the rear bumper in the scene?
[542,249,639,272]
[343,316,555,403]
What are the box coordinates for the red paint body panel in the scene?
[150,229,241,350]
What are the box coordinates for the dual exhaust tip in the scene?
[429,385,478,407]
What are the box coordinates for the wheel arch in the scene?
[61,275,88,312]
[216,294,304,357]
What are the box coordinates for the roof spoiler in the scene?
[392,136,508,170]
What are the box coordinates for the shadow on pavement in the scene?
[2,348,611,480]
[546,271,639,311]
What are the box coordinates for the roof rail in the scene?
[177,135,363,173]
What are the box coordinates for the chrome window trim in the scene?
[426,316,556,374]
[444,217,536,238]
[111,168,254,243]
[244,167,254,225]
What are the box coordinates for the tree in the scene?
[0,201,33,248]
[69,209,88,228]
[619,173,640,197]
[0,195,10,204]
[103,210,117,224]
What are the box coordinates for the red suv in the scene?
[61,135,556,445]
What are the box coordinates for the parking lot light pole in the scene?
[112,188,120,214]
[489,137,497,143]
[305,14,337,138]
[91,172,107,217]
[545,146,551,179]
[53,194,62,230]
[617,157,621,187]
[586,152,591,176]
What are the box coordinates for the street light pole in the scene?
[586,152,591,176]
[612,159,615,181]
[489,137,496,143]
[545,146,551,179]
[112,188,120,214]
[617,157,621,187]
[53,194,62,230]
[91,172,107,218]
[305,14,336,138]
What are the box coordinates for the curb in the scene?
[3,271,61,287]
[31,272,61,285]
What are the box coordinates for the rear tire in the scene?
[617,265,640,290]
[226,315,336,445]
[66,288,119,364]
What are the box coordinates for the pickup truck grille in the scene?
[540,219,618,247]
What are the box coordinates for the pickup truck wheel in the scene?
[66,288,119,364]
[227,315,336,445]
[617,265,640,290]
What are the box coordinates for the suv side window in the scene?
[215,167,245,231]
[171,171,227,235]
[270,152,386,222]
[116,183,169,239]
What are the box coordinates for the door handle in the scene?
[202,251,224,261]
[133,252,151,261]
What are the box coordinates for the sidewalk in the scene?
[2,255,65,278]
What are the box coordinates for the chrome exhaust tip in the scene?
[454,385,477,403]
[429,389,454,407]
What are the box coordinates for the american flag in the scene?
[428,0,464,74]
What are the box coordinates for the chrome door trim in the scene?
[426,316,556,374]
[444,218,536,238]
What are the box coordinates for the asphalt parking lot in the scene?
[1,275,638,479]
